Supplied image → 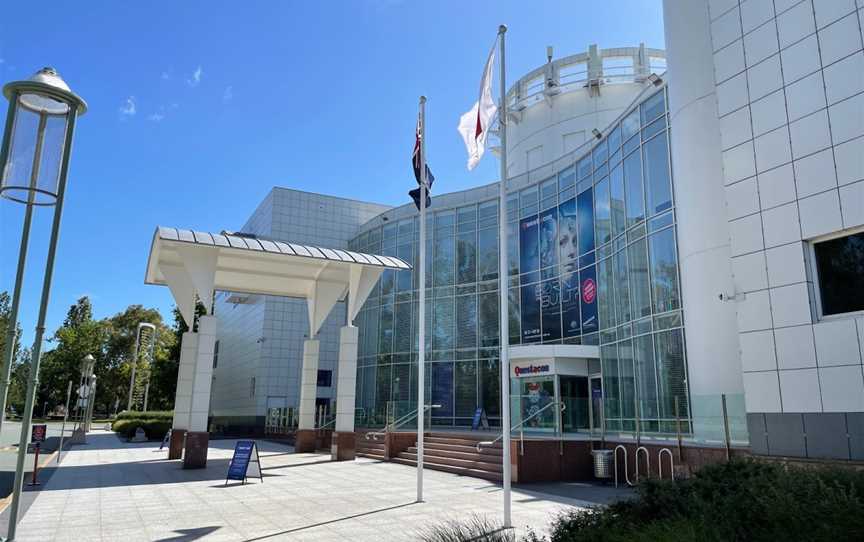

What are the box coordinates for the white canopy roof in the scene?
[145,227,410,335]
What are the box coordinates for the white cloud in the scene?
[187,65,203,87]
[160,71,170,80]
[119,96,137,117]
[222,85,233,104]
[148,112,165,122]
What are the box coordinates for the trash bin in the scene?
[592,449,613,479]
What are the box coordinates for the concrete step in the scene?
[399,451,502,472]
[390,456,502,482]
[405,446,502,464]
[422,441,502,457]
[424,435,501,447]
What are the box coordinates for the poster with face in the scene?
[577,188,595,256]
[520,282,541,343]
[523,381,551,427]
[561,271,581,338]
[539,209,558,269]
[519,215,540,275]
[558,198,578,273]
[580,265,598,333]
[540,278,561,342]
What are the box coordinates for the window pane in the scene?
[456,295,478,349]
[433,297,454,350]
[559,198,578,271]
[539,208,559,270]
[594,177,611,246]
[379,301,393,354]
[628,239,652,319]
[480,359,501,419]
[433,236,455,286]
[622,108,640,141]
[601,344,620,420]
[577,156,592,180]
[618,339,636,419]
[624,151,645,227]
[577,188,595,255]
[643,131,672,216]
[610,163,626,238]
[519,215,540,275]
[814,232,864,316]
[396,244,413,292]
[431,362,454,418]
[509,287,521,345]
[598,257,616,330]
[477,228,498,281]
[455,361,478,417]
[457,232,477,284]
[478,291,499,347]
[507,222,519,276]
[641,90,666,125]
[648,229,681,313]
[561,271,581,338]
[520,282,542,343]
[558,166,576,192]
[394,302,412,353]
[614,248,631,323]
[654,328,688,420]
[634,334,658,419]
[540,278,562,342]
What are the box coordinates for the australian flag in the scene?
[410,114,434,211]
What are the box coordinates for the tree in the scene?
[0,291,23,397]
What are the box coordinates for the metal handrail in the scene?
[476,401,566,453]
[365,404,440,441]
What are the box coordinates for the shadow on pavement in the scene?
[243,502,417,541]
[155,526,222,542]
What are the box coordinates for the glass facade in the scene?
[349,88,690,434]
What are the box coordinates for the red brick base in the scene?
[168,429,186,460]
[182,431,209,469]
[295,429,317,453]
[330,432,356,461]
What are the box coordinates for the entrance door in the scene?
[560,376,589,432]
[589,376,603,432]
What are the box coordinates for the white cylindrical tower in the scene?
[663,0,743,437]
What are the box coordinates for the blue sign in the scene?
[471,408,489,431]
[226,440,262,484]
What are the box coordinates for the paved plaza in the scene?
[0,431,626,541]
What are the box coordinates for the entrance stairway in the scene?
[355,431,386,460]
[390,432,503,482]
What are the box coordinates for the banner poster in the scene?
[577,188,595,256]
[519,215,540,275]
[520,282,542,343]
[561,271,581,338]
[540,278,561,342]
[580,265,599,333]
[539,208,558,270]
[558,198,578,272]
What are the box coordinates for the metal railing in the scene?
[477,401,566,455]
[614,445,675,488]
[365,403,441,441]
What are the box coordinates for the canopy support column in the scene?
[295,338,320,453]
[183,315,216,468]
[331,325,359,461]
[169,331,198,459]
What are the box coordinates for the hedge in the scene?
[111,411,173,440]
[527,459,864,542]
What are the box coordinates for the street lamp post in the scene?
[0,67,86,542]
[73,354,95,436]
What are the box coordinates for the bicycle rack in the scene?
[635,446,650,483]
[613,445,633,488]
[658,447,675,480]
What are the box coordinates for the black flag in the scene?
[410,113,434,211]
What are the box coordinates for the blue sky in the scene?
[0,0,664,348]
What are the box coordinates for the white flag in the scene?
[458,44,498,171]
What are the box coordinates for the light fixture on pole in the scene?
[0,67,86,542]
[71,353,95,442]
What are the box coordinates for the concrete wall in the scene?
[701,0,864,458]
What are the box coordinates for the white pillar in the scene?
[172,331,199,430]
[298,339,320,430]
[663,0,744,432]
[188,315,217,432]
[335,326,358,433]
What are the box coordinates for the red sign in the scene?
[582,278,596,304]
[31,424,47,443]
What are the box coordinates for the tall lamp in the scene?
[0,67,86,542]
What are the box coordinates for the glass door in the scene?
[560,376,589,433]
[590,376,603,433]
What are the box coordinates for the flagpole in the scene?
[496,24,512,529]
[416,95,427,504]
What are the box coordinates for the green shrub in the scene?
[533,460,864,542]
[112,417,172,440]
[114,410,172,421]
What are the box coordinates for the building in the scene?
[210,0,864,466]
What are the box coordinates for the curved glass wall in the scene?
[349,88,690,435]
